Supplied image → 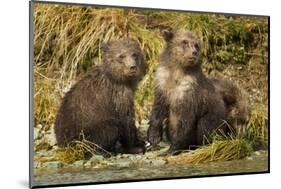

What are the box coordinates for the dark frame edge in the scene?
[29,1,35,188]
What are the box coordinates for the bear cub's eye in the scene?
[182,40,189,45]
[194,43,199,50]
[119,54,126,59]
[132,53,138,59]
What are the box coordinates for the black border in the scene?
[29,1,270,188]
[29,1,34,188]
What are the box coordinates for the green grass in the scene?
[33,3,268,163]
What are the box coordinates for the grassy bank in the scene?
[33,3,268,164]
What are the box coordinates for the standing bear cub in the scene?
[55,38,146,155]
[147,30,228,154]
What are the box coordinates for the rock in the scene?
[120,154,135,159]
[158,142,168,148]
[135,121,140,128]
[45,135,57,147]
[34,127,40,140]
[90,155,104,162]
[115,159,133,168]
[73,160,85,167]
[254,151,261,156]
[36,124,43,130]
[128,154,142,161]
[117,154,126,158]
[44,127,57,146]
[34,125,57,150]
[246,157,254,160]
[143,159,166,166]
[52,145,59,150]
[84,160,92,168]
[85,155,105,166]
[151,159,166,166]
[34,162,41,168]
[143,159,152,165]
[42,161,63,168]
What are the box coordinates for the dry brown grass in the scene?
[166,139,252,164]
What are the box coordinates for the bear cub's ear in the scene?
[161,29,174,41]
[101,42,109,53]
[101,40,116,53]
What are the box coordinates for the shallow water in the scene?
[33,151,268,187]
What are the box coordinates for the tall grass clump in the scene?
[245,105,268,148]
[34,68,59,126]
[167,138,253,164]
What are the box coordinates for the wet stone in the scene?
[90,155,104,162]
[36,124,43,130]
[44,128,57,146]
[114,159,133,168]
[143,159,166,166]
[120,154,139,161]
[246,157,254,160]
[34,127,40,140]
[73,160,85,167]
[41,161,63,169]
[158,142,168,148]
[52,145,59,150]
[152,159,166,166]
[85,155,105,166]
[117,154,127,158]
[84,161,93,168]
[128,154,142,161]
[143,159,152,165]
[34,162,41,168]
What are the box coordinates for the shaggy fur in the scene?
[212,78,250,133]
[147,30,227,154]
[55,38,146,154]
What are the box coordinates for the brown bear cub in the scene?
[211,78,250,134]
[147,30,228,155]
[55,38,147,155]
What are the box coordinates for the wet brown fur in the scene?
[211,78,250,133]
[147,30,227,154]
[54,38,147,155]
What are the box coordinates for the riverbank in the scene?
[33,150,268,187]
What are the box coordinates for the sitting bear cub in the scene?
[55,38,147,155]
